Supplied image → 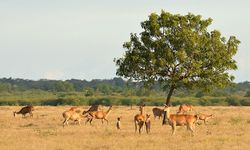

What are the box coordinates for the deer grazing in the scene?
[198,113,214,125]
[177,104,194,114]
[152,107,164,119]
[134,105,145,134]
[13,105,34,118]
[145,114,151,134]
[62,109,87,127]
[163,104,198,135]
[86,106,112,125]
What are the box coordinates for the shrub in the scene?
[244,90,250,97]
[171,100,182,106]
[121,99,132,106]
[89,98,111,106]
[226,97,241,106]
[195,91,204,98]
[240,99,250,106]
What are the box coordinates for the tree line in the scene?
[1,77,250,97]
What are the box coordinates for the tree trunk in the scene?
[162,85,175,125]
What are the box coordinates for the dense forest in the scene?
[0,77,250,106]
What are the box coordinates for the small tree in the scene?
[115,11,240,124]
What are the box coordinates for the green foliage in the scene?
[0,91,249,106]
[97,83,112,95]
[121,99,132,106]
[195,91,205,98]
[83,87,94,96]
[53,81,75,92]
[240,99,250,106]
[226,96,241,106]
[89,98,111,106]
[115,10,240,104]
[0,82,12,92]
[244,90,250,97]
[136,87,151,96]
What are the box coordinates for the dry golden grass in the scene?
[0,106,250,150]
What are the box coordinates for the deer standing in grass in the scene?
[62,109,87,127]
[145,114,151,134]
[13,105,34,118]
[198,113,214,125]
[152,107,164,119]
[86,106,112,125]
[134,105,145,134]
[163,104,198,135]
[177,104,194,114]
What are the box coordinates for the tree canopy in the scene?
[115,10,240,106]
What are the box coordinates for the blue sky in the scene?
[0,0,249,82]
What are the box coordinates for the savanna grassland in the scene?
[0,106,250,150]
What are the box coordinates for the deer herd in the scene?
[12,103,214,135]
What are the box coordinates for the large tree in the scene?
[115,11,240,124]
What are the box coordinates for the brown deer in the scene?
[62,109,87,127]
[152,107,164,119]
[13,105,34,118]
[177,104,194,114]
[68,106,82,113]
[163,104,198,135]
[116,116,122,130]
[134,105,145,134]
[145,114,151,134]
[86,106,112,125]
[198,113,214,125]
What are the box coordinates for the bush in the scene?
[121,99,132,106]
[244,90,250,97]
[195,91,204,98]
[88,98,111,106]
[240,99,250,106]
[226,97,241,106]
[171,100,182,106]
[151,101,163,106]
[42,98,80,106]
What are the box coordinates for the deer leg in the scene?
[89,118,93,125]
[134,121,137,133]
[85,117,90,125]
[139,122,143,134]
[101,119,104,124]
[104,118,109,124]
[145,123,149,134]
[63,118,68,127]
[187,124,194,135]
[171,123,176,135]
[30,112,33,118]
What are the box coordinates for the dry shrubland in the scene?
[0,106,250,150]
